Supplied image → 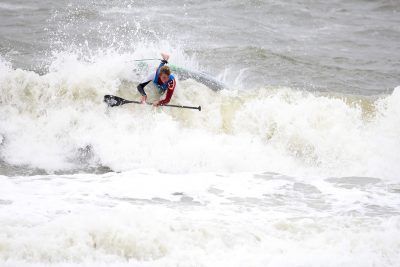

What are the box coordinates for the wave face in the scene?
[0,53,399,179]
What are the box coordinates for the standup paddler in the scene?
[137,53,176,106]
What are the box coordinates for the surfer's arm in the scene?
[158,79,176,106]
[158,60,168,69]
[157,53,169,68]
[137,73,155,103]
[137,80,151,96]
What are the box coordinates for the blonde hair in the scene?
[159,65,171,76]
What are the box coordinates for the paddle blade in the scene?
[104,95,127,107]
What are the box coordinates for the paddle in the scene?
[104,95,201,111]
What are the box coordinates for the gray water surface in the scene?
[1,0,399,94]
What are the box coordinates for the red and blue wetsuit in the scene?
[137,60,176,105]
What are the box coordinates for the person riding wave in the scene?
[137,53,176,106]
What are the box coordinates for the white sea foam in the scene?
[0,171,399,266]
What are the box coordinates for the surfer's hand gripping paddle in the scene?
[104,95,201,111]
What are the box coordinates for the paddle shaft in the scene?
[121,99,201,111]
[130,58,162,62]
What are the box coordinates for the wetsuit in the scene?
[137,60,176,105]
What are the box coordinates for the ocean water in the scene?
[0,0,400,266]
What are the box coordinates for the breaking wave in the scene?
[0,51,399,179]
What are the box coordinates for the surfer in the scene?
[137,53,176,106]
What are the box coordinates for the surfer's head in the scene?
[159,66,171,84]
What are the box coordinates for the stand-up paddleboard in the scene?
[168,64,225,91]
[134,61,225,91]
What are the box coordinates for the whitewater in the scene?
[1,0,400,266]
[1,53,399,177]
